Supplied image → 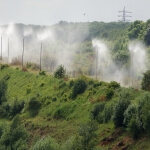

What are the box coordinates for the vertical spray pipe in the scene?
[1,36,2,61]
[95,49,98,80]
[22,38,24,67]
[40,42,42,72]
[8,38,9,64]
[131,51,133,87]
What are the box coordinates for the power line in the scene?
[118,7,132,23]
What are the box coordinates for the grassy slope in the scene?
[0,66,150,149]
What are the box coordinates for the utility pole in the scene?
[118,7,132,23]
[40,42,42,72]
[1,36,2,61]
[22,38,24,67]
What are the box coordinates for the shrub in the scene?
[27,97,41,117]
[72,79,87,99]
[53,104,75,119]
[103,103,115,123]
[54,65,66,78]
[113,90,131,127]
[79,120,98,150]
[61,136,82,150]
[106,88,114,100]
[124,104,140,139]
[108,81,120,89]
[69,80,74,88]
[137,93,150,134]
[10,100,25,117]
[0,64,9,70]
[31,136,60,150]
[0,79,7,105]
[91,102,106,123]
[39,71,46,76]
[141,70,150,91]
[0,116,29,150]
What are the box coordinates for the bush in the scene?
[103,102,115,123]
[69,80,74,88]
[53,104,75,119]
[0,116,29,150]
[137,93,150,134]
[72,79,87,99]
[0,64,9,70]
[31,136,60,150]
[79,120,98,150]
[91,102,106,123]
[39,71,46,76]
[61,136,82,150]
[108,81,120,89]
[113,90,131,127]
[106,88,114,100]
[54,65,66,78]
[124,104,140,139]
[27,97,41,117]
[0,79,7,105]
[141,70,150,91]
[10,100,24,117]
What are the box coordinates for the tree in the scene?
[128,20,146,40]
[141,70,150,91]
[144,29,150,46]
[54,65,66,78]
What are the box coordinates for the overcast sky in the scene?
[0,0,149,25]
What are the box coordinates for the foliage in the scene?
[27,97,42,117]
[0,78,7,105]
[124,104,140,139]
[53,103,75,119]
[128,20,146,40]
[79,121,98,150]
[72,78,87,99]
[141,70,150,91]
[0,64,9,70]
[61,136,82,150]
[91,102,106,123]
[106,88,114,100]
[108,81,120,89]
[0,116,29,150]
[112,36,130,68]
[39,71,46,76]
[10,100,24,117]
[113,90,131,127]
[31,136,60,150]
[54,65,66,78]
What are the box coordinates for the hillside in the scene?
[0,65,150,150]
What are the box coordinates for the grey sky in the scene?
[0,0,149,25]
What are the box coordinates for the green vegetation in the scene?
[1,20,150,149]
[0,65,150,149]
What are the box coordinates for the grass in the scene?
[1,65,150,149]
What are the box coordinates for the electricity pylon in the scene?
[118,7,132,23]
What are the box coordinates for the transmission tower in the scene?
[118,7,132,23]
